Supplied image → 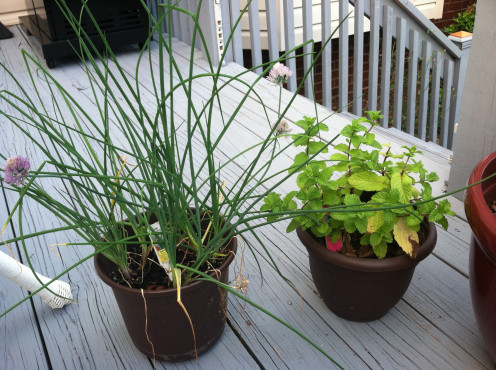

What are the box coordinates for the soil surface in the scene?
[108,213,232,290]
[109,243,231,290]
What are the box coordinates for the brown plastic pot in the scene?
[297,224,437,322]
[94,236,237,361]
[465,151,496,363]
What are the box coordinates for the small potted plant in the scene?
[262,112,455,321]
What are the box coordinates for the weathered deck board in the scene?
[0,25,493,369]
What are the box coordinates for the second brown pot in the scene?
[297,224,437,322]
[94,236,237,361]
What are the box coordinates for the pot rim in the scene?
[465,151,496,257]
[296,222,437,272]
[94,236,237,297]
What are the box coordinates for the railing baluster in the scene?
[339,0,349,112]
[248,0,263,75]
[321,0,332,108]
[283,0,296,92]
[171,2,181,38]
[265,0,279,62]
[393,17,406,130]
[429,50,442,144]
[303,0,313,98]
[353,0,364,116]
[178,0,190,43]
[447,34,472,149]
[406,29,419,135]
[379,5,393,128]
[440,59,454,148]
[228,1,243,65]
[448,60,461,150]
[368,0,381,112]
[219,0,233,63]
[417,40,432,140]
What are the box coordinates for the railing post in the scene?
[447,31,473,150]
[195,0,222,66]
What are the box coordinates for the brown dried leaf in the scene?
[408,236,420,259]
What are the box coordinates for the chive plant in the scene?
[0,0,347,367]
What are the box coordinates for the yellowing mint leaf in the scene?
[391,172,413,203]
[349,171,387,191]
[393,217,419,257]
[367,211,384,233]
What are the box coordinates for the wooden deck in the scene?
[0,25,492,369]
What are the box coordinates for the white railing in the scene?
[150,0,471,150]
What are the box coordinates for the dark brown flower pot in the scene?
[297,224,437,321]
[465,151,496,363]
[94,236,237,361]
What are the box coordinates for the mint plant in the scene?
[262,111,455,259]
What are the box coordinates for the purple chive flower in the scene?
[273,119,292,135]
[3,156,30,186]
[267,63,293,86]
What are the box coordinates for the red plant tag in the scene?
[322,206,342,252]
[325,235,342,252]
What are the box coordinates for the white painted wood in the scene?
[406,29,419,135]
[368,0,381,112]
[352,0,364,116]
[448,0,496,198]
[429,50,442,144]
[302,0,313,99]
[0,0,29,26]
[379,4,393,127]
[235,0,442,50]
[283,0,297,92]
[248,0,263,74]
[265,0,279,62]
[417,40,432,140]
[228,0,244,64]
[392,17,406,130]
[447,34,472,151]
[439,59,453,148]
[338,0,349,112]
[321,0,332,108]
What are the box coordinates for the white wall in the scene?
[448,0,496,199]
[0,0,29,26]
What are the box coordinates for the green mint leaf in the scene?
[330,153,348,161]
[373,241,388,258]
[348,171,388,191]
[334,143,349,152]
[370,232,382,247]
[308,141,328,154]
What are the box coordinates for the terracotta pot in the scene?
[94,236,237,361]
[297,224,437,321]
[465,151,496,363]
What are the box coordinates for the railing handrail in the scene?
[162,0,471,150]
[354,0,462,59]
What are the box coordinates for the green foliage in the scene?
[262,111,455,259]
[443,4,476,34]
